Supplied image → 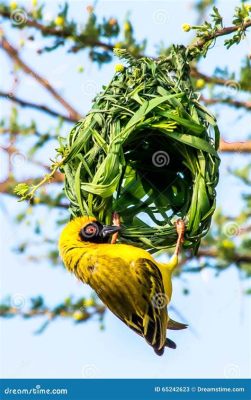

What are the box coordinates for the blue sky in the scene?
[0,0,250,379]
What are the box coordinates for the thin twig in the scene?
[190,67,251,93]
[1,8,250,55]
[0,91,78,123]
[188,19,251,52]
[0,9,115,52]
[197,249,251,263]
[0,305,106,319]
[0,172,64,194]
[0,33,81,120]
[201,95,251,110]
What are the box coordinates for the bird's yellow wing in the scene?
[80,255,168,353]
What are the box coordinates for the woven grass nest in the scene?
[59,47,220,253]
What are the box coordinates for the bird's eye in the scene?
[82,223,99,239]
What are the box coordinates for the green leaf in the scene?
[163,131,219,156]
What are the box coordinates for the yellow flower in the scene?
[182,23,191,32]
[195,78,205,89]
[18,38,25,47]
[222,239,235,249]
[244,4,251,11]
[26,207,33,215]
[73,310,84,321]
[114,42,123,49]
[32,0,38,6]
[115,63,125,73]
[10,1,18,10]
[33,197,40,204]
[54,16,65,27]
[124,21,131,32]
[77,65,84,73]
[83,298,95,307]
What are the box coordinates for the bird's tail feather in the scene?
[154,337,177,356]
[167,318,188,330]
[165,338,176,349]
[154,347,165,356]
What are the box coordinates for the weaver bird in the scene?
[59,215,187,355]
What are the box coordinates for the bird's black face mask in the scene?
[79,221,121,243]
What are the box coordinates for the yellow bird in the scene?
[59,215,187,356]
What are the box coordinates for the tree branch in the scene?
[0,9,115,52]
[0,172,64,194]
[0,302,106,329]
[0,91,78,123]
[0,305,105,319]
[191,67,251,93]
[0,32,81,120]
[1,8,250,56]
[219,140,251,153]
[197,249,251,264]
[201,95,251,110]
[189,19,251,52]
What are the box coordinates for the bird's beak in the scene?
[101,225,121,238]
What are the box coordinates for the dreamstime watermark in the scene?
[7,92,14,99]
[11,9,28,26]
[151,292,169,309]
[11,293,26,309]
[153,9,168,25]
[82,80,99,95]
[223,80,241,96]
[4,384,67,396]
[10,151,26,167]
[222,221,242,237]
[82,364,97,378]
[152,151,170,167]
[224,363,241,378]
[96,284,105,296]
